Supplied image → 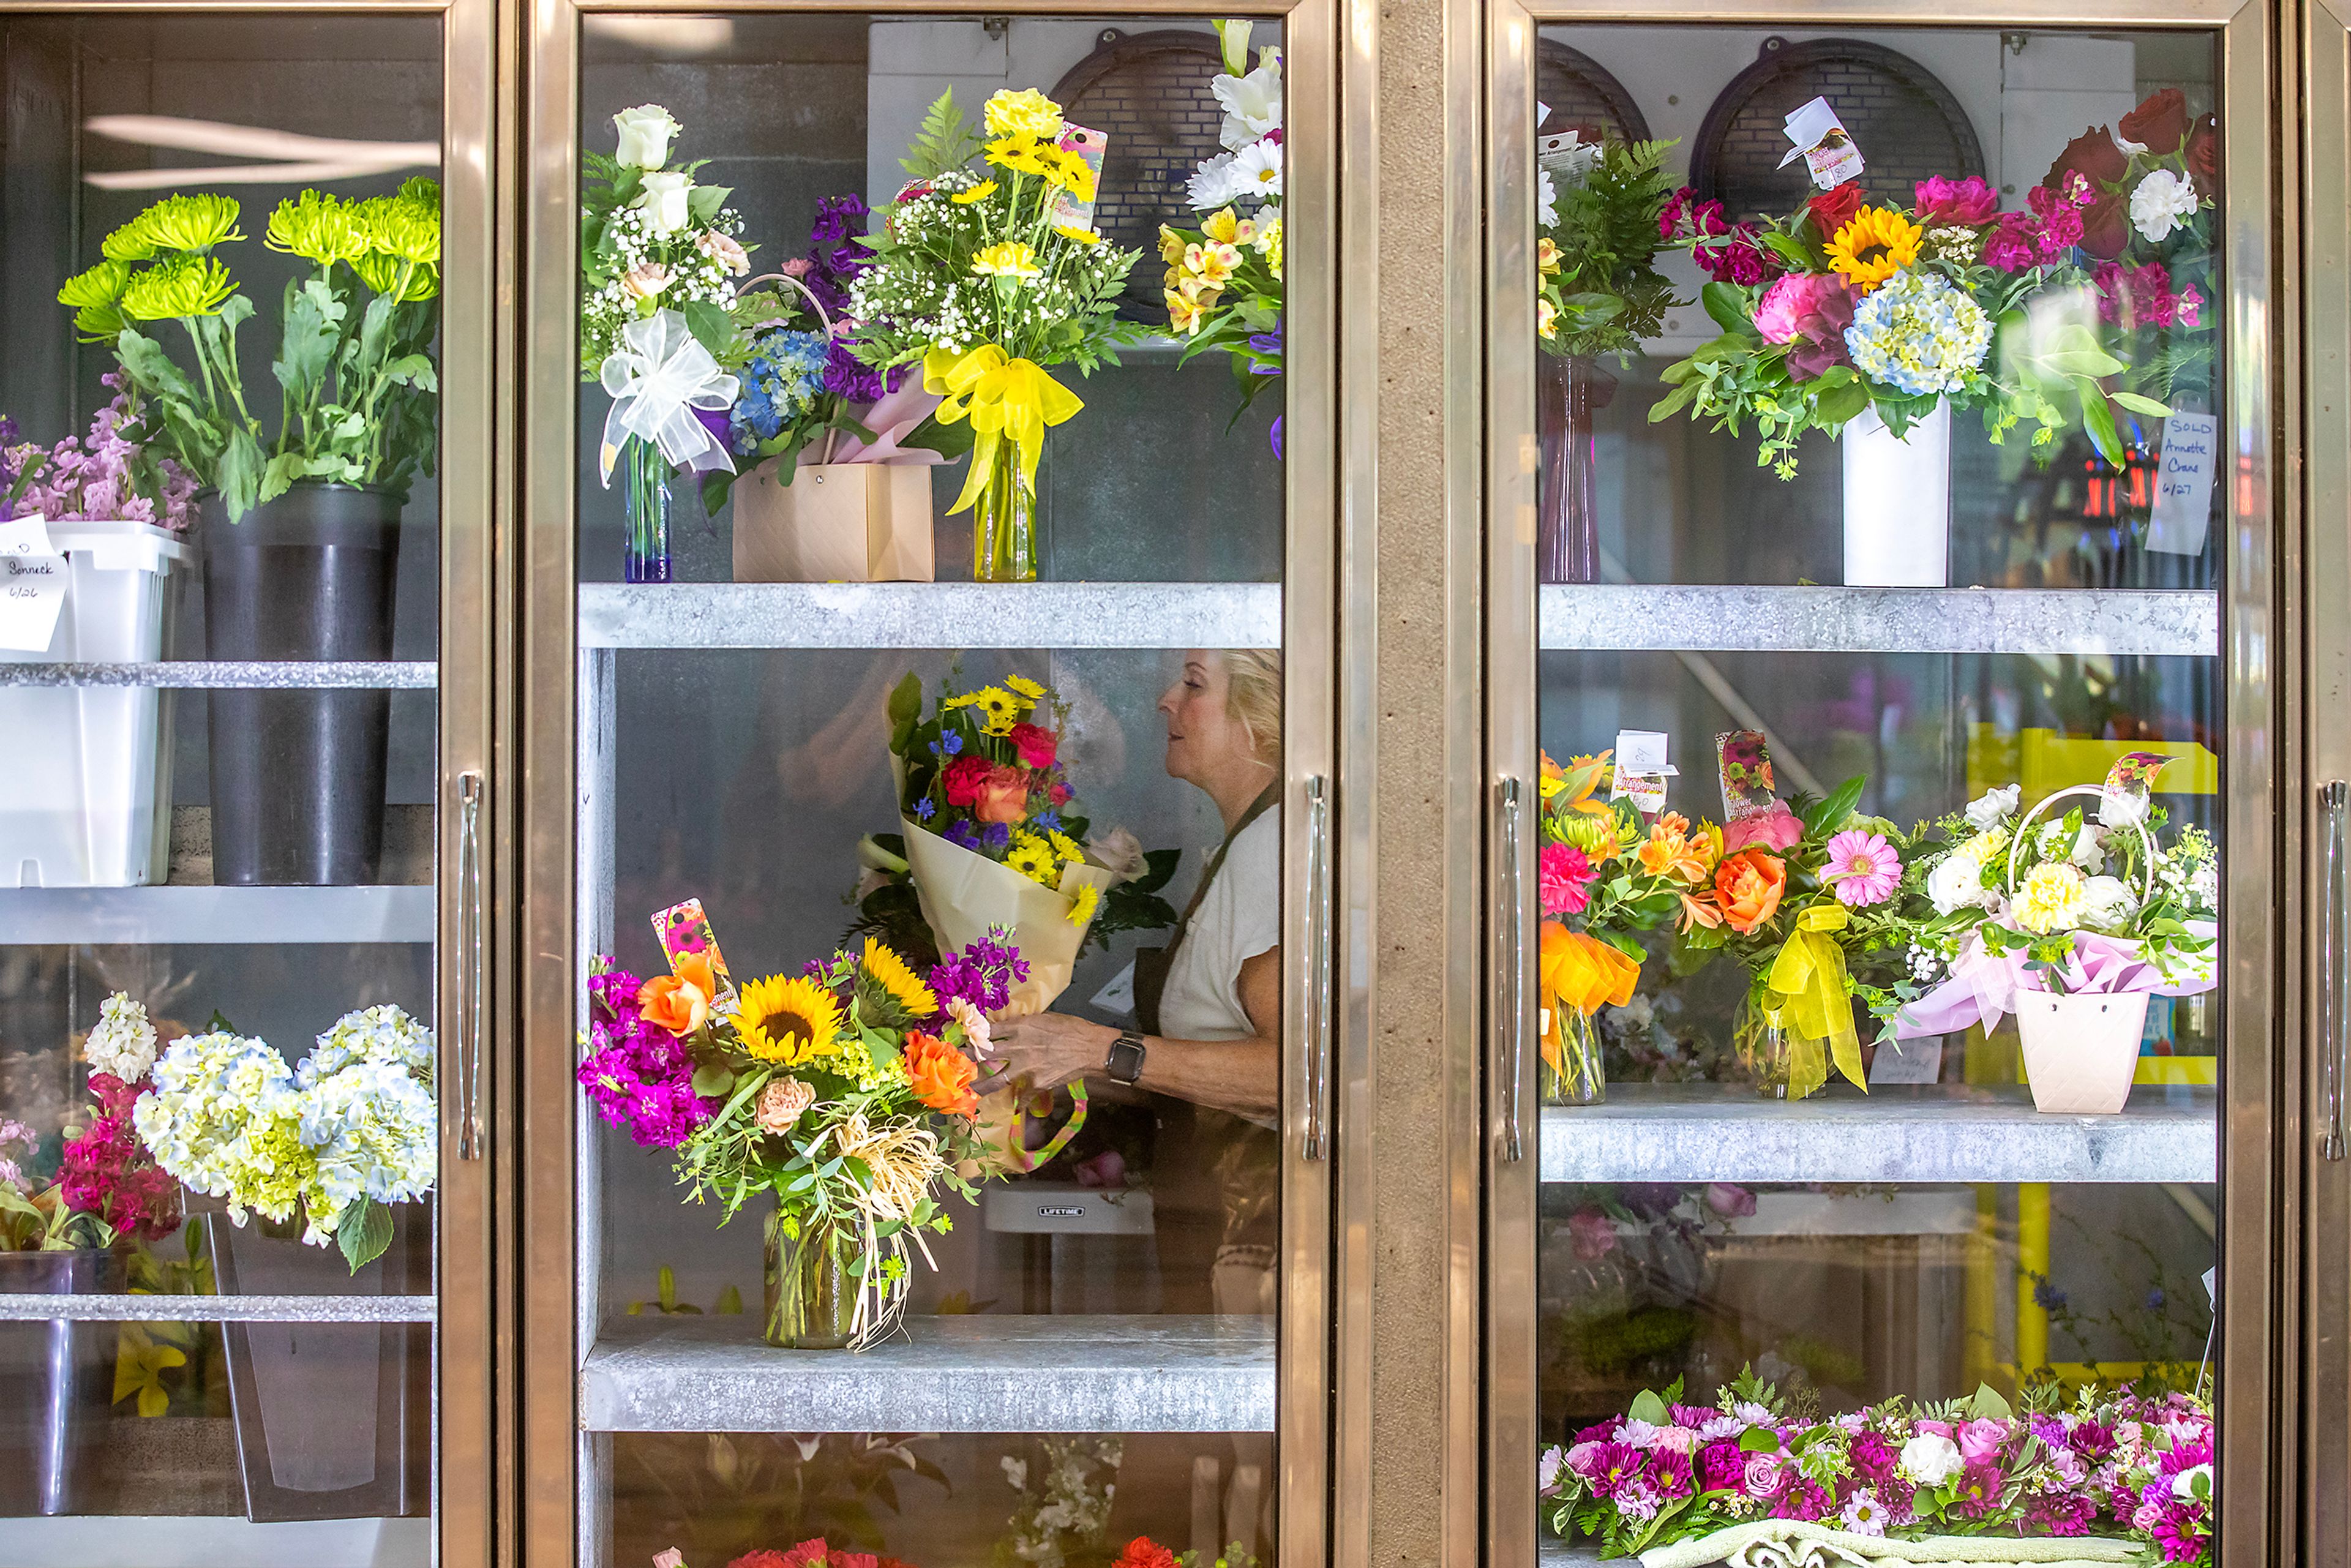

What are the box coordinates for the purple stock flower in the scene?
[945,820,982,851]
[927,926,1030,1016]
[809,193,869,247]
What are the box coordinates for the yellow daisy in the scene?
[1054,223,1105,247]
[732,974,844,1066]
[1041,148,1098,204]
[951,180,999,205]
[1825,206,1924,296]
[860,938,939,1019]
[1004,674,1047,700]
[1068,882,1101,926]
[971,242,1041,280]
[985,135,1054,181]
[1048,830,1085,864]
[970,686,1019,730]
[1005,832,1062,888]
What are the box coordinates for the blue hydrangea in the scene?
[729,328,831,454]
[1842,269,1992,398]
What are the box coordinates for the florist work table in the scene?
[579,1313,1277,1433]
[1540,1084,2216,1186]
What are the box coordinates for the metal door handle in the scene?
[1302,776,1333,1161]
[2324,781,2347,1161]
[1497,776,1528,1162]
[457,771,485,1161]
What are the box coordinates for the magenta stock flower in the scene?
[1539,842,1598,917]
[1824,829,1902,907]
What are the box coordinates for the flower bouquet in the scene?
[0,994,182,1253]
[582,103,752,582]
[1160,23,1286,454]
[1534,132,1681,580]
[581,915,1073,1349]
[648,1544,917,1568]
[848,88,1147,581]
[1647,167,2168,482]
[133,1001,435,1271]
[1539,1368,2212,1568]
[877,671,1129,1018]
[1878,769,2218,1114]
[1,381,197,531]
[700,195,947,583]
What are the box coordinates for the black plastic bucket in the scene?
[200,486,401,886]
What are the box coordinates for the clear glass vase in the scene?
[621,434,671,584]
[1734,993,1823,1101]
[1536,354,1611,585]
[972,438,1040,583]
[762,1207,858,1350]
[1541,1004,1605,1105]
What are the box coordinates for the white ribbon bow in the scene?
[597,309,740,487]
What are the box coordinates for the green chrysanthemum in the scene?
[70,304,127,343]
[126,192,244,253]
[353,251,439,303]
[101,222,157,263]
[267,190,370,267]
[119,254,237,320]
[56,259,128,310]
[358,190,441,267]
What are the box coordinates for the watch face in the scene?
[1108,1036,1146,1083]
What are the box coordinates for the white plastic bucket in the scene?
[0,519,188,887]
[2016,989,2150,1115]
[1841,402,1951,587]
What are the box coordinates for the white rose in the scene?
[2130,169,2201,243]
[2099,789,2151,829]
[2069,825,2107,871]
[1089,827,1147,883]
[1898,1432,1965,1487]
[1928,842,1993,915]
[612,104,681,170]
[2171,1462,2213,1500]
[632,171,694,235]
[2079,875,2140,932]
[1965,784,2020,831]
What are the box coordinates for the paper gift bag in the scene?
[732,459,934,583]
[899,815,1115,1018]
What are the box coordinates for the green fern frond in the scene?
[900,89,984,181]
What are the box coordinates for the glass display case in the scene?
[516,6,1337,1567]
[0,3,492,1567]
[1483,6,2279,1567]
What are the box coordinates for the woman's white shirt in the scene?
[1157,808,1281,1042]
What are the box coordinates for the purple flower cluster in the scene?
[577,962,713,1148]
[1982,176,2099,274]
[1,377,197,530]
[927,926,1029,1018]
[1660,187,1781,287]
[795,193,901,406]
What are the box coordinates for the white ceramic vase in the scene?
[1840,402,1951,587]
[2015,989,2150,1114]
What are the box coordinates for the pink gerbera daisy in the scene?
[1823,830,1901,906]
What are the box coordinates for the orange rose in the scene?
[637,949,720,1035]
[972,764,1031,825]
[1713,849,1787,935]
[904,1029,979,1116]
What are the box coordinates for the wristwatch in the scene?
[1104,1029,1147,1086]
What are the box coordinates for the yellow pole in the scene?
[1965,1185,1999,1392]
[2015,1183,2052,1379]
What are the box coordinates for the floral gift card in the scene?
[1715,730,1779,820]
[2100,749,2175,827]
[1050,125,1109,231]
[653,897,735,1004]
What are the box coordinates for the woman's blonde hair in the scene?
[1220,650,1283,764]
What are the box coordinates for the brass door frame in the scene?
[1477,6,2289,1567]
[517,6,1357,1565]
[0,4,508,1567]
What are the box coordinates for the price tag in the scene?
[2147,411,2219,556]
[1610,729,1676,814]
[1867,1036,1943,1085]
[1090,958,1137,1016]
[0,517,67,654]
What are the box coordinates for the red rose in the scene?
[1805,182,1862,241]
[2077,195,2129,261]
[940,756,991,809]
[2045,127,2128,201]
[972,763,1029,825]
[2185,114,2219,197]
[2118,88,2189,156]
[1049,782,1073,806]
[1112,1542,1182,1568]
[1007,721,1058,770]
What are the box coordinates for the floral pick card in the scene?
[1050,125,1108,231]
[1715,730,1779,820]
[2101,749,2175,827]
[653,897,735,1003]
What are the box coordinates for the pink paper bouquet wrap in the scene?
[1893,920,2219,1040]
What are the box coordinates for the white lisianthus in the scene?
[2079,874,2141,932]
[86,991,159,1082]
[2099,789,2151,829]
[1966,784,2020,831]
[1928,831,2004,915]
[1211,61,1284,148]
[632,171,694,236]
[2014,861,2089,935]
[612,104,681,170]
[2131,169,2202,243]
[1898,1432,1965,1487]
[2069,824,2108,871]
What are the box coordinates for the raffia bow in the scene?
[923,343,1082,514]
[596,309,740,486]
[1765,904,1864,1097]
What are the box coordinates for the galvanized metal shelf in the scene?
[0,1516,427,1568]
[578,582,1281,651]
[1539,586,2217,657]
[0,1293,435,1322]
[1539,1084,2215,1186]
[0,661,437,688]
[0,885,433,945]
[580,1313,1276,1433]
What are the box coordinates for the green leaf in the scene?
[2079,386,2123,466]
[1970,1381,2014,1421]
[687,185,732,223]
[336,1198,396,1274]
[1133,847,1182,894]
[217,430,268,520]
[1738,1427,1782,1453]
[1700,282,1751,334]
[900,89,985,179]
[690,1062,735,1099]
[1626,1388,1672,1426]
[682,299,733,360]
[1801,775,1867,837]
[2110,390,2173,418]
[1811,380,1870,429]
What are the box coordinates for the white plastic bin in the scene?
[0,519,188,887]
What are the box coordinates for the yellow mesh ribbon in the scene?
[1538,921,1640,1076]
[1766,904,1865,1097]
[923,344,1084,514]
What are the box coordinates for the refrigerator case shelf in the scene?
[0,661,437,688]
[579,582,1281,651]
[0,1293,436,1322]
[579,1314,1276,1434]
[0,885,433,946]
[1539,586,2218,657]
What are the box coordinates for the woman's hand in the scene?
[976,1011,1117,1095]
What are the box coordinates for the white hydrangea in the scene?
[303,1004,435,1089]
[1842,269,1993,398]
[134,1030,307,1228]
[85,991,159,1082]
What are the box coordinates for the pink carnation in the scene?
[1538,841,1598,916]
[1913,175,1998,226]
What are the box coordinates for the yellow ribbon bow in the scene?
[1538,921,1641,1075]
[923,344,1084,516]
[1766,903,1865,1098]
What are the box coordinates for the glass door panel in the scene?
[525,9,1334,1565]
[0,7,490,1567]
[1488,13,2268,1567]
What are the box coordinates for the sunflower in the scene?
[1824,206,1924,295]
[858,937,939,1023]
[731,974,844,1066]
